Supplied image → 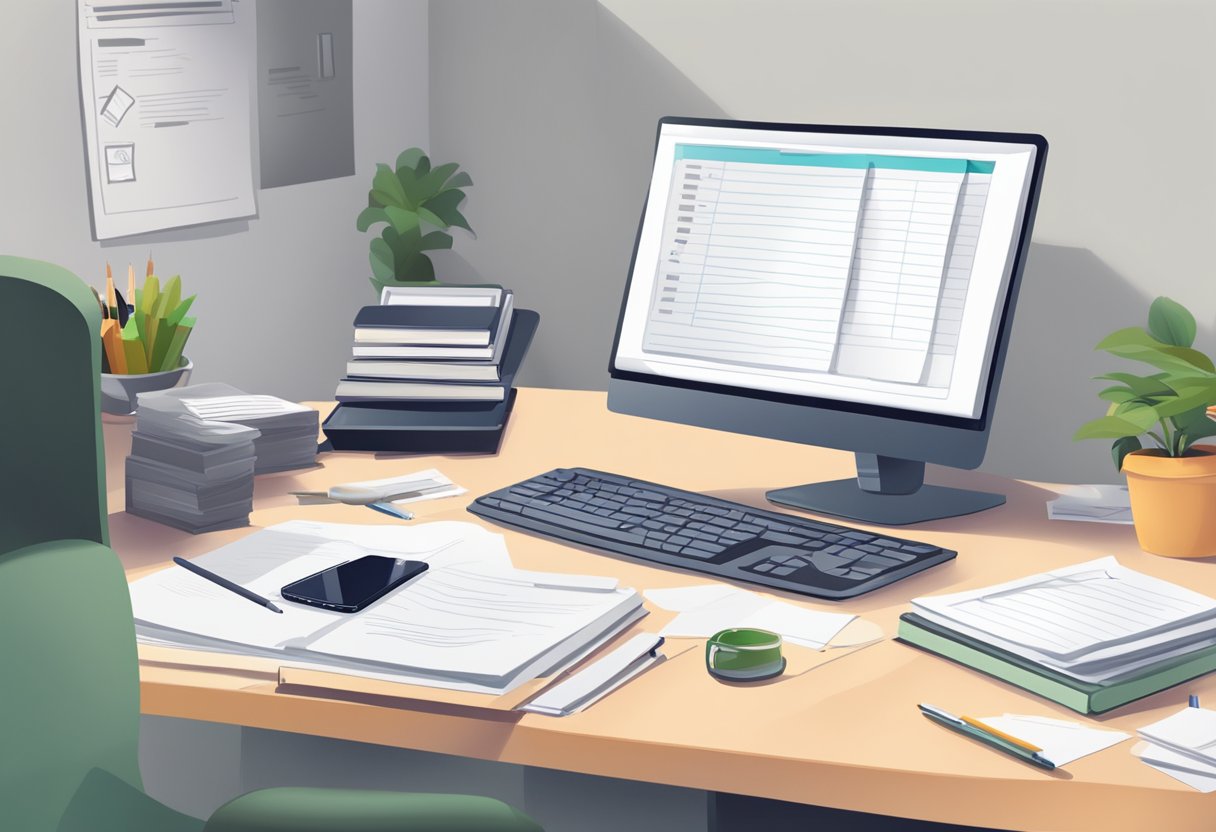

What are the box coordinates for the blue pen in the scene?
[1190,695,1200,708]
[366,502,414,521]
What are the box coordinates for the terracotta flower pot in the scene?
[1122,445,1216,557]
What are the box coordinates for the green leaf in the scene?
[418,230,453,252]
[441,171,473,190]
[415,154,431,177]
[1097,386,1139,404]
[394,147,426,172]
[384,205,420,234]
[369,237,395,280]
[1174,408,1216,444]
[423,188,472,232]
[356,206,389,232]
[416,206,447,229]
[1105,343,1215,376]
[1095,372,1174,397]
[1095,326,1158,352]
[1161,346,1216,374]
[413,162,460,202]
[1112,435,1142,471]
[167,295,194,327]
[1153,389,1216,418]
[372,163,408,207]
[1148,296,1197,348]
[1074,413,1157,440]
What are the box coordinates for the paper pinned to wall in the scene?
[77,0,257,239]
[256,0,354,189]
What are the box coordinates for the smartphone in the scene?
[281,555,428,613]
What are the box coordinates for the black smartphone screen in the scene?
[281,555,428,613]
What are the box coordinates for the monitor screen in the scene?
[611,119,1043,423]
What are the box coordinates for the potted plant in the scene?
[1075,296,1216,557]
[356,148,474,296]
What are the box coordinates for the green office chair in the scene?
[0,256,542,832]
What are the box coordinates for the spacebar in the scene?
[519,505,648,545]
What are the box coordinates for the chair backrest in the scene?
[0,256,109,553]
[0,258,142,830]
[0,539,145,831]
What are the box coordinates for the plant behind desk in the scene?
[356,147,475,295]
[1075,296,1216,556]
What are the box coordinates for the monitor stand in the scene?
[766,453,1005,526]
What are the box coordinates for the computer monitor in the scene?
[608,117,1047,525]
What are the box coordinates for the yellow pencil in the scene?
[127,263,136,312]
[105,262,117,317]
[960,716,1043,753]
[146,251,154,278]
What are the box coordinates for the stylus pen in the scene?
[918,703,1055,770]
[173,556,283,614]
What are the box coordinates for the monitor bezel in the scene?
[607,116,1048,433]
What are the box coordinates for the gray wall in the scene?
[429,0,1216,483]
[0,0,429,402]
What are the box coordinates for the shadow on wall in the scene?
[983,242,1215,484]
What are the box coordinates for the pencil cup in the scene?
[100,357,193,415]
[706,628,785,681]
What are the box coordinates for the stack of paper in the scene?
[126,394,259,533]
[130,521,646,694]
[911,557,1216,683]
[1134,706,1216,791]
[171,383,319,473]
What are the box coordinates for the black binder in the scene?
[321,309,538,454]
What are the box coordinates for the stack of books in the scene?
[337,285,516,404]
[322,287,538,453]
[898,557,1216,714]
[125,395,259,534]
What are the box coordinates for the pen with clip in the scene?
[918,703,1056,770]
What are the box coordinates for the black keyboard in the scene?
[468,468,955,599]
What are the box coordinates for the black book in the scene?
[353,305,503,346]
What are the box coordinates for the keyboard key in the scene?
[721,530,755,542]
[880,548,917,563]
[761,531,807,546]
[753,563,775,573]
[687,540,725,554]
[900,543,941,555]
[669,535,692,547]
[771,566,796,576]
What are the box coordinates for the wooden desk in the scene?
[104,388,1216,831]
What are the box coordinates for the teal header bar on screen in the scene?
[674,144,995,174]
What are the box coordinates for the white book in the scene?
[380,285,503,307]
[335,379,505,402]
[345,360,501,382]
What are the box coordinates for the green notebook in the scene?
[897,612,1216,714]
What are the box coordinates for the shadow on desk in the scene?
[711,792,1015,832]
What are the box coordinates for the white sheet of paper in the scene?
[1046,484,1133,525]
[77,0,256,238]
[650,585,855,650]
[981,714,1129,766]
[1137,706,1216,766]
[1132,741,1216,792]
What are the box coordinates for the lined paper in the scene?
[642,157,868,372]
[913,557,1216,660]
[832,168,962,383]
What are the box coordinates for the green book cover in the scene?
[897,613,1216,714]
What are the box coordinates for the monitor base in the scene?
[767,480,1006,526]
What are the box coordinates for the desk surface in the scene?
[104,388,1216,831]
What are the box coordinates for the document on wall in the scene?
[77,0,257,239]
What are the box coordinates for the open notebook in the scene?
[130,521,645,694]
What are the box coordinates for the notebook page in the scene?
[912,557,1216,660]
